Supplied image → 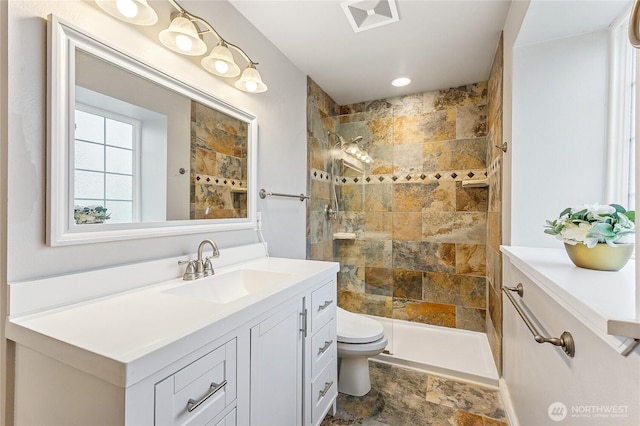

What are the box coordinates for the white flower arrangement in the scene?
[74,205,111,224]
[544,203,635,248]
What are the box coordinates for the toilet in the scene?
[336,307,388,396]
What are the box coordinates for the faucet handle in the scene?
[203,257,215,277]
[178,260,198,281]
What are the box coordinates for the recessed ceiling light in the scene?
[391,77,411,87]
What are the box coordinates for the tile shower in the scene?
[307,36,503,372]
[191,101,248,219]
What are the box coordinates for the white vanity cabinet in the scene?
[250,297,304,425]
[306,280,338,426]
[155,338,237,426]
[250,278,338,426]
[7,252,339,426]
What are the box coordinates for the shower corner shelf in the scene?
[333,232,357,240]
[461,178,488,188]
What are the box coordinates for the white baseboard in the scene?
[499,377,519,426]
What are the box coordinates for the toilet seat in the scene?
[336,307,384,344]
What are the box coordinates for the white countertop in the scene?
[501,246,638,354]
[6,254,339,387]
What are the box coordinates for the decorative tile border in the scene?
[309,168,489,186]
[310,168,334,183]
[487,156,501,179]
[194,174,247,191]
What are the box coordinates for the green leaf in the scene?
[559,207,572,217]
[610,203,626,213]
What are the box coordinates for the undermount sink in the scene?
[163,269,292,304]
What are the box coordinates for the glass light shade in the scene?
[159,16,207,56]
[201,43,241,77]
[96,0,158,25]
[234,65,268,93]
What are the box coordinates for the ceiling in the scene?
[516,0,632,47]
[228,0,512,105]
[222,0,632,106]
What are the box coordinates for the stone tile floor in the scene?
[321,361,508,426]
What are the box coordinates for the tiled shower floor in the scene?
[321,361,508,426]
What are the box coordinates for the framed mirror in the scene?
[47,15,257,246]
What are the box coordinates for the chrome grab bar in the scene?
[502,286,576,358]
[259,189,309,201]
[630,0,640,48]
[186,380,227,412]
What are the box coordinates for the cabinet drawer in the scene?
[311,318,336,377]
[311,360,337,425]
[311,281,336,333]
[155,339,237,426]
[209,408,236,426]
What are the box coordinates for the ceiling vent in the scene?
[341,0,400,33]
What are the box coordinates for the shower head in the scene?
[328,130,347,147]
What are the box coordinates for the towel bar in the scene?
[259,189,309,201]
[502,286,575,357]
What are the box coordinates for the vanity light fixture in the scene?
[234,63,268,93]
[159,13,208,56]
[95,0,268,93]
[95,0,158,25]
[201,41,241,77]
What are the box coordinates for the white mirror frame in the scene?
[47,15,257,246]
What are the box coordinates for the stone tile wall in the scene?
[307,77,340,262]
[190,101,248,219]
[307,78,494,334]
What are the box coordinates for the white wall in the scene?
[501,0,531,246]
[6,0,307,282]
[512,30,609,248]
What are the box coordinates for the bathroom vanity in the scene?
[6,244,339,425]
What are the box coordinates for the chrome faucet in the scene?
[197,239,220,277]
[179,239,220,280]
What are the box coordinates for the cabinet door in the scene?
[250,298,304,425]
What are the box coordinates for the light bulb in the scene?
[116,0,138,18]
[244,81,258,92]
[175,34,193,52]
[214,60,229,74]
[348,145,358,154]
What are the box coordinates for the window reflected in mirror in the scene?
[74,106,137,224]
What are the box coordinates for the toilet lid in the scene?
[336,307,385,344]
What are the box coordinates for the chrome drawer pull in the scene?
[318,340,333,355]
[318,300,333,311]
[318,381,334,400]
[504,283,524,297]
[502,287,575,358]
[187,380,227,412]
